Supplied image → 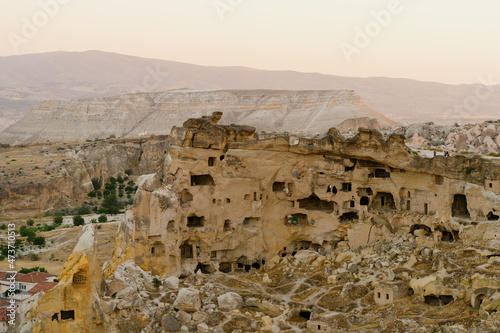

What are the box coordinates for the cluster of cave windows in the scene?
[72,270,87,286]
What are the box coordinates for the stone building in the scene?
[374,281,413,306]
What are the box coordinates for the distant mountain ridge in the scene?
[0,89,397,144]
[0,50,499,132]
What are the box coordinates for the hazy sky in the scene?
[1,0,499,84]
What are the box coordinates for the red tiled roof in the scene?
[16,272,55,283]
[0,272,25,281]
[0,308,8,321]
[29,281,57,295]
[0,299,9,307]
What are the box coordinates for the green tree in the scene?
[125,169,133,176]
[27,219,35,226]
[33,236,45,246]
[98,214,107,223]
[91,177,102,191]
[77,206,91,215]
[53,215,63,224]
[102,194,118,212]
[73,215,85,226]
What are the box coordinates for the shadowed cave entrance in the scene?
[452,194,470,218]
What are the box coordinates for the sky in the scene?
[1,0,499,85]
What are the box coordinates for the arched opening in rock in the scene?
[424,295,440,306]
[252,262,261,270]
[196,263,215,274]
[190,174,215,186]
[208,157,215,167]
[410,224,431,235]
[360,196,370,206]
[435,226,458,242]
[474,294,487,309]
[452,194,470,218]
[223,220,232,232]
[372,192,396,211]
[340,212,359,223]
[298,195,334,213]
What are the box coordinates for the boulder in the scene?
[165,276,180,290]
[173,288,201,312]
[218,292,244,310]
[161,314,182,332]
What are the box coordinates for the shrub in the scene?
[77,206,91,215]
[27,219,35,226]
[98,214,107,223]
[73,215,85,226]
[125,169,133,176]
[88,190,97,198]
[33,236,45,246]
[0,224,6,230]
[109,177,117,185]
[96,191,102,197]
[91,177,102,191]
[117,175,124,184]
[53,215,63,224]
[118,190,124,198]
[28,252,39,261]
[152,277,161,288]
[20,267,48,274]
[90,218,98,224]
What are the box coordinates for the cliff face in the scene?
[0,90,397,144]
[0,137,169,214]
[108,113,500,278]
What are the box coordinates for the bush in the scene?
[73,215,85,226]
[96,191,102,197]
[125,169,133,176]
[117,175,124,184]
[0,224,6,230]
[28,252,39,261]
[77,206,91,215]
[91,177,102,191]
[90,218,98,224]
[88,190,97,198]
[118,190,124,198]
[109,177,117,185]
[53,215,63,224]
[19,267,48,274]
[152,277,161,288]
[27,219,35,226]
[98,214,107,223]
[33,236,45,246]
